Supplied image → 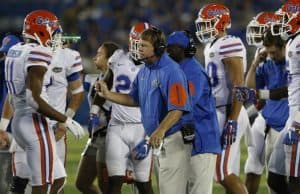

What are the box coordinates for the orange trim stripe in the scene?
[72,63,81,67]
[32,113,46,185]
[41,116,54,184]
[216,153,222,181]
[290,144,297,176]
[29,51,51,58]
[188,81,195,96]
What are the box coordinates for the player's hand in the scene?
[125,170,135,184]
[88,113,100,137]
[0,131,10,149]
[222,120,237,149]
[95,80,109,98]
[63,117,85,140]
[149,129,165,148]
[233,86,257,104]
[131,139,150,160]
[54,123,67,141]
[283,128,299,145]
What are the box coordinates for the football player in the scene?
[268,1,300,193]
[75,42,117,194]
[195,3,250,194]
[3,10,84,194]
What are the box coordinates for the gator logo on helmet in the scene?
[36,16,56,26]
[286,4,300,13]
[207,9,227,17]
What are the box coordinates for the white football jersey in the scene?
[204,35,247,107]
[4,42,52,114]
[108,49,142,123]
[46,47,83,113]
[286,34,300,107]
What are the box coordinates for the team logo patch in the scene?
[151,79,159,87]
[52,67,63,73]
[209,52,215,58]
[288,51,293,57]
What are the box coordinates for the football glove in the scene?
[234,86,257,104]
[88,113,100,137]
[63,117,85,140]
[131,139,150,160]
[222,120,237,149]
[284,128,299,145]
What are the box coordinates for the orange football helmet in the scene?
[195,3,231,43]
[129,22,154,61]
[271,0,300,39]
[246,12,280,46]
[23,10,61,47]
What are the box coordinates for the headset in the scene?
[151,27,166,57]
[182,30,197,57]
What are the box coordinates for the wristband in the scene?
[71,85,84,95]
[258,89,270,99]
[0,118,10,131]
[65,108,76,118]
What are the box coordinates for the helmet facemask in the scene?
[246,20,267,47]
[129,37,140,61]
[195,17,218,43]
[51,26,63,51]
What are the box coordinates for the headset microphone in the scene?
[138,55,156,62]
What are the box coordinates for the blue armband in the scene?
[67,72,80,82]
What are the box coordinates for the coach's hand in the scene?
[222,120,237,149]
[63,117,85,140]
[149,129,165,149]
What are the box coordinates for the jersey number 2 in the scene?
[115,75,131,92]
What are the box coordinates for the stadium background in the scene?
[1,0,285,193]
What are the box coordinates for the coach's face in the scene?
[138,39,155,63]
[265,45,285,63]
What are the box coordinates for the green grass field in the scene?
[64,134,269,194]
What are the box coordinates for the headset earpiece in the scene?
[152,27,166,56]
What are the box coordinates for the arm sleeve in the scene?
[255,65,266,89]
[66,50,83,76]
[25,48,52,69]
